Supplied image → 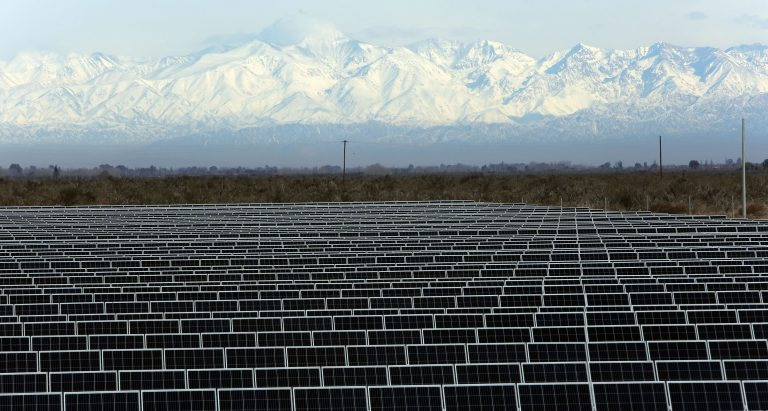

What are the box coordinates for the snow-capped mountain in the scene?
[0,15,767,144]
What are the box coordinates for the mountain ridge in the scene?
[1,15,766,144]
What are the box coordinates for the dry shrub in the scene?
[748,202,767,219]
[652,201,688,214]
[0,172,763,220]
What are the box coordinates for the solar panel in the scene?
[592,382,668,411]
[468,343,527,363]
[454,363,521,384]
[254,368,321,388]
[0,393,61,411]
[322,366,388,386]
[102,349,163,370]
[723,360,768,380]
[743,381,768,411]
[527,343,587,362]
[522,362,589,383]
[423,328,477,344]
[287,347,347,367]
[39,351,100,372]
[709,339,768,359]
[517,383,592,411]
[31,336,87,351]
[294,387,368,411]
[0,373,47,393]
[50,372,118,392]
[63,391,139,411]
[217,388,292,411]
[667,382,744,411]
[255,331,311,347]
[443,384,516,411]
[225,348,286,368]
[201,332,256,348]
[407,344,467,364]
[313,330,367,346]
[187,369,255,389]
[588,325,642,342]
[656,360,723,381]
[590,361,656,382]
[477,327,531,343]
[389,365,455,385]
[118,370,186,391]
[89,334,144,350]
[648,341,709,361]
[369,386,443,411]
[145,333,200,349]
[384,314,434,330]
[141,390,216,411]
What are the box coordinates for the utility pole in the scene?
[659,135,663,180]
[742,119,747,218]
[342,139,348,184]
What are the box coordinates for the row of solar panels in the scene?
[3,216,744,226]
[0,207,739,219]
[1,253,766,263]
[6,274,768,287]
[0,312,768,332]
[2,237,766,249]
[2,322,767,343]
[8,272,768,287]
[6,292,766,316]
[6,275,768,289]
[6,216,665,226]
[3,304,768,320]
[1,341,768,371]
[1,273,767,287]
[17,230,759,240]
[8,251,768,262]
[5,282,768,294]
[6,358,768,384]
[2,270,767,284]
[2,289,766,306]
[0,235,757,244]
[5,258,768,272]
[0,305,761,318]
[0,206,746,217]
[2,262,768,276]
[1,231,766,243]
[2,237,768,249]
[0,381,763,411]
[4,360,768,388]
[8,268,768,281]
[5,306,768,323]
[8,276,768,288]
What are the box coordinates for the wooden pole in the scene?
[342,139,348,184]
[659,135,663,180]
[742,119,747,218]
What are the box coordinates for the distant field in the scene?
[0,172,765,218]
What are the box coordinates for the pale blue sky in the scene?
[1,0,767,59]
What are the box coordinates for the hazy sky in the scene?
[1,0,767,60]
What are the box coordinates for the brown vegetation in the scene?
[0,172,765,218]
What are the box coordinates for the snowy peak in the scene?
[407,39,463,68]
[258,14,347,47]
[456,40,531,69]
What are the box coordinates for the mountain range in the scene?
[0,15,766,146]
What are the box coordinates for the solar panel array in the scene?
[1,200,767,410]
